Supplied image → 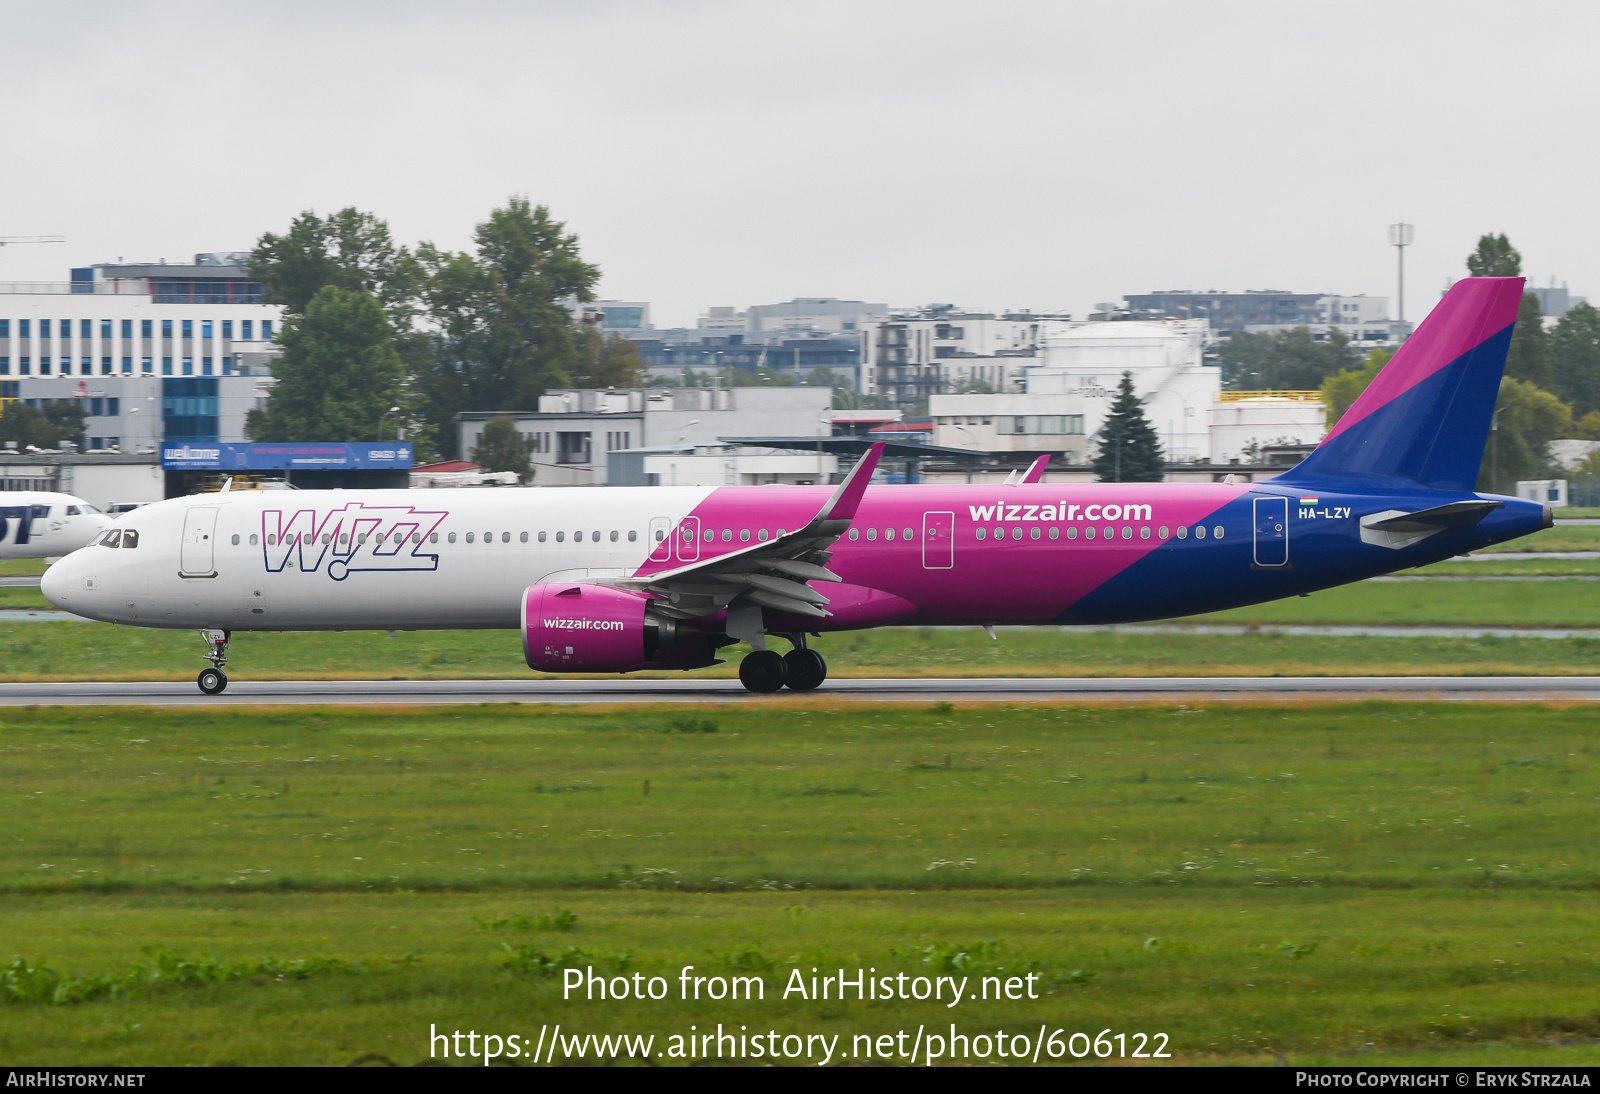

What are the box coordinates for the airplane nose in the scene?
[41,560,70,607]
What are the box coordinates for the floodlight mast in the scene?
[1388,222,1414,324]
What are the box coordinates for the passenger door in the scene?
[180,507,219,577]
[1253,496,1288,567]
[921,511,954,569]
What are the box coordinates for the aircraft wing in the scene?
[606,443,886,621]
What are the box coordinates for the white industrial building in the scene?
[608,444,839,487]
[0,254,283,450]
[457,385,834,486]
[930,319,1224,463]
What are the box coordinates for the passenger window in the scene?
[721,529,732,542]
[1213,525,1224,539]
[628,530,637,542]
[653,529,663,542]
[904,528,914,540]
[466,532,475,543]
[591,530,599,542]
[539,531,547,543]
[703,529,713,543]
[413,533,423,544]
[556,531,564,543]
[430,533,439,544]
[610,530,619,542]
[484,531,492,543]
[573,531,582,543]
[1140,527,1150,539]
[1176,526,1188,540]
[322,533,331,544]
[1012,527,1023,540]
[520,531,528,543]
[1048,526,1060,540]
[849,528,859,540]
[975,527,986,541]
[1085,527,1096,540]
[992,527,1002,540]
[1121,527,1132,540]
[231,534,240,545]
[448,532,457,543]
[1030,527,1041,540]
[376,533,386,544]
[358,533,367,544]
[1195,526,1206,539]
[1063,526,1075,540]
[121,529,138,549]
[757,529,768,542]
[501,532,510,543]
[1159,526,1169,539]
[884,528,895,542]
[267,535,277,546]
[100,529,121,547]
[739,529,750,542]
[866,528,878,541]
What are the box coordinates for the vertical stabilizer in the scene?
[1278,277,1524,492]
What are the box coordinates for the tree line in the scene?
[244,199,646,460]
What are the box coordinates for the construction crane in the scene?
[0,236,65,246]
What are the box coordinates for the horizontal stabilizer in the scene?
[1364,499,1502,534]
[1360,499,1502,550]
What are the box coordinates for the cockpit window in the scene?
[121,529,139,549]
[99,529,122,548]
[80,503,100,514]
[65,505,80,515]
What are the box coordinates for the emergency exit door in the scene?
[1253,496,1288,567]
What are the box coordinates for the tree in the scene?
[249,208,421,329]
[471,416,535,483]
[1479,377,1571,493]
[414,197,600,456]
[1467,233,1521,278]
[1318,349,1392,430]
[245,286,408,442]
[1092,371,1165,482]
[1549,302,1600,416]
[1219,327,1359,390]
[570,323,645,388]
[1505,292,1552,389]
[0,400,85,450]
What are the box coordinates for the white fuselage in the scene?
[0,491,112,560]
[42,488,714,630]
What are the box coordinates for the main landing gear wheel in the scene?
[197,668,228,695]
[783,649,827,691]
[738,649,788,693]
[196,628,231,694]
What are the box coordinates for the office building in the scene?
[0,254,284,448]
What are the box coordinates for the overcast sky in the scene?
[1,1,1595,327]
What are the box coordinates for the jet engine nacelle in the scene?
[521,583,715,673]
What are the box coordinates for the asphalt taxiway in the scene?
[0,676,1597,706]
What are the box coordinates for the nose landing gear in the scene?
[197,629,229,694]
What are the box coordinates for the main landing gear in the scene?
[197,629,229,694]
[737,638,828,694]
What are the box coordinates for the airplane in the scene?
[0,491,112,559]
[42,277,1549,695]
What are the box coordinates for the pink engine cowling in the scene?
[521,583,715,673]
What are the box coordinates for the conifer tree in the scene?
[1092,371,1165,482]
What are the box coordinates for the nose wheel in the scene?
[196,629,231,695]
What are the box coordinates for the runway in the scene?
[3,675,1600,705]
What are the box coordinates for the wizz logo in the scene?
[262,504,449,581]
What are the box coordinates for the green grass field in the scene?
[2,702,1598,1066]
